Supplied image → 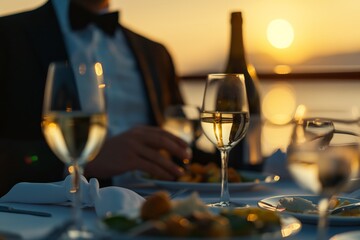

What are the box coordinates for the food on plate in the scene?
[103,191,282,238]
[277,197,318,213]
[221,207,281,236]
[177,162,252,183]
[140,191,172,220]
[277,196,357,216]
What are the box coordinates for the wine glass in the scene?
[42,61,107,239]
[293,104,360,136]
[200,73,250,207]
[287,119,360,240]
[162,104,201,168]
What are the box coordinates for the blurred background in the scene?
[2,0,360,157]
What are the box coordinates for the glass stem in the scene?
[219,149,230,206]
[317,197,329,240]
[71,162,84,231]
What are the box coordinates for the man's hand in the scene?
[85,126,191,180]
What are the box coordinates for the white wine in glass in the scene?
[287,119,360,240]
[42,61,107,239]
[162,104,201,168]
[200,73,250,207]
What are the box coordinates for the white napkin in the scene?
[263,149,293,180]
[0,175,145,217]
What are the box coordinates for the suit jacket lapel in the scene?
[121,28,164,126]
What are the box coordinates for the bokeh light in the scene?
[262,84,296,125]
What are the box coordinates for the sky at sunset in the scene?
[1,0,360,75]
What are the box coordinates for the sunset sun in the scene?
[267,19,294,49]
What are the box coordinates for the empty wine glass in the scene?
[200,73,250,207]
[42,61,107,239]
[162,104,201,168]
[287,119,360,240]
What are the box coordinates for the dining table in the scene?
[0,171,359,240]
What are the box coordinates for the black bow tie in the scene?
[69,1,119,36]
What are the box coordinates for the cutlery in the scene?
[0,205,52,217]
[330,202,360,215]
[258,201,285,212]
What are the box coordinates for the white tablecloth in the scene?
[0,177,358,239]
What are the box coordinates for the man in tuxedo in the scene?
[0,0,191,195]
[0,0,262,196]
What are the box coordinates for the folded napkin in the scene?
[0,175,145,217]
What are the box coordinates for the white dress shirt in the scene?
[52,0,150,138]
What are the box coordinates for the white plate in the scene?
[258,195,360,226]
[330,230,360,240]
[134,171,280,192]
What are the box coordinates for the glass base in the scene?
[59,229,95,240]
[207,201,249,208]
[45,221,108,240]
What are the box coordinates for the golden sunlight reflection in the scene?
[267,19,294,49]
[261,84,297,155]
[351,106,360,118]
[274,65,292,74]
[94,62,106,88]
[262,123,293,154]
[273,175,280,182]
[295,123,306,144]
[95,62,103,76]
[281,222,302,237]
[293,104,307,121]
[262,84,296,125]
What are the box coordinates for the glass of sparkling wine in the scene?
[42,61,107,239]
[200,73,250,207]
[287,119,360,240]
[162,104,201,168]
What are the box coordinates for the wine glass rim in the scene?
[208,73,244,77]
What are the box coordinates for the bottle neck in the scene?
[226,12,248,72]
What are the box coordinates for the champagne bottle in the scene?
[225,12,263,170]
[225,12,261,115]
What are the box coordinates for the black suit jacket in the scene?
[0,1,183,196]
